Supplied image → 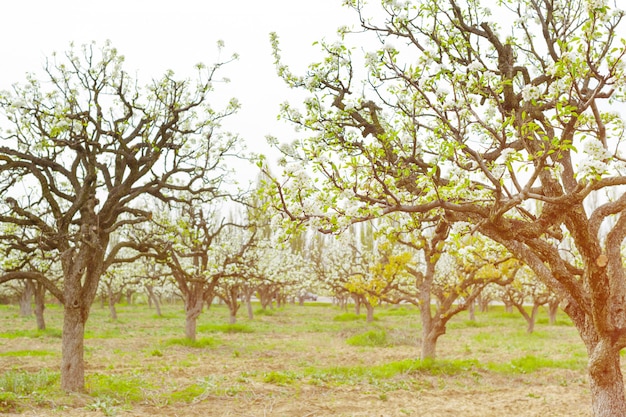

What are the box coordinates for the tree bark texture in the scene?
[365,302,374,323]
[184,293,204,341]
[108,287,118,321]
[548,301,559,325]
[33,282,46,330]
[587,339,626,416]
[19,280,34,317]
[61,305,86,392]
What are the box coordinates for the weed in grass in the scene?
[86,372,146,403]
[0,328,62,339]
[0,392,20,413]
[305,358,479,387]
[263,371,297,386]
[536,317,573,326]
[0,368,59,396]
[333,312,367,322]
[487,354,584,374]
[377,307,418,317]
[0,350,55,357]
[346,329,389,347]
[448,320,489,330]
[168,377,216,403]
[198,323,254,333]
[150,349,163,357]
[509,354,583,373]
[85,328,122,339]
[255,308,276,316]
[163,337,218,349]
[379,358,480,377]
[86,397,120,416]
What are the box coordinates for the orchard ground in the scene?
[0,301,597,416]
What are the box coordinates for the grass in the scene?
[0,349,56,357]
[346,329,389,347]
[197,322,254,333]
[87,372,147,402]
[0,368,59,396]
[163,336,219,348]
[0,328,62,339]
[333,312,368,322]
[0,301,591,415]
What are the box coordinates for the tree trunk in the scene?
[227,302,239,324]
[420,322,445,360]
[19,280,34,317]
[185,314,197,341]
[468,299,476,321]
[587,340,626,416]
[61,305,86,392]
[246,297,254,320]
[526,303,540,334]
[33,282,46,330]
[503,299,513,313]
[354,295,361,316]
[184,293,203,341]
[548,300,559,325]
[478,294,490,312]
[108,287,117,321]
[153,294,162,317]
[365,302,374,323]
[421,332,438,360]
[419,291,444,359]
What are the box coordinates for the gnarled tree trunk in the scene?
[61,304,87,391]
[33,282,46,330]
[584,337,626,416]
[19,279,34,317]
[184,293,204,341]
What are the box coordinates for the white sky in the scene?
[0,0,356,184]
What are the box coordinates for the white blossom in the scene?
[586,0,607,12]
[364,51,379,68]
[577,137,611,179]
[521,84,541,101]
[383,41,397,53]
[467,61,484,72]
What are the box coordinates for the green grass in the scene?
[346,329,389,347]
[488,354,585,374]
[333,312,367,322]
[263,370,299,385]
[0,328,62,339]
[197,322,254,333]
[0,350,55,357]
[0,391,21,413]
[376,306,418,317]
[163,336,219,348]
[86,372,147,402]
[0,368,59,396]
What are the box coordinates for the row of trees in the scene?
[0,0,625,415]
[6,208,559,355]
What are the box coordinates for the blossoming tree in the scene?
[265,0,626,414]
[0,42,239,391]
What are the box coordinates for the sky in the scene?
[0,0,356,183]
